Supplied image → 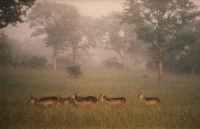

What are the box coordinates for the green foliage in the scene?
[123,0,200,54]
[29,1,80,49]
[0,32,12,65]
[0,0,35,29]
[66,65,82,77]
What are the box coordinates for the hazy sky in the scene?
[2,0,200,41]
[2,0,124,41]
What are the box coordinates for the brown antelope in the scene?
[137,92,161,105]
[70,91,98,106]
[28,95,59,107]
[57,94,75,106]
[98,93,127,105]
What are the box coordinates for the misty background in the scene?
[1,0,200,72]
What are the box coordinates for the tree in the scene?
[96,12,141,69]
[174,20,200,74]
[123,0,200,83]
[28,1,80,70]
[66,16,97,65]
[0,32,12,65]
[0,0,35,29]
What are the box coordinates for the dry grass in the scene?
[0,67,200,129]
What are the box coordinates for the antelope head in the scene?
[137,92,144,100]
[98,93,105,102]
[28,95,36,104]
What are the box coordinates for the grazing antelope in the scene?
[28,95,59,107]
[57,94,75,106]
[137,92,161,105]
[98,93,127,105]
[70,91,98,106]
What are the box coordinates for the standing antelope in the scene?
[137,92,161,105]
[98,93,127,105]
[57,94,75,106]
[28,95,59,107]
[70,91,97,106]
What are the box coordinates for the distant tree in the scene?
[0,32,12,65]
[175,20,200,74]
[0,0,35,29]
[66,16,97,65]
[29,1,80,71]
[123,0,200,83]
[96,12,141,69]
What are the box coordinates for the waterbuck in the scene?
[98,93,127,105]
[57,94,75,106]
[137,92,161,105]
[70,91,98,106]
[28,95,59,107]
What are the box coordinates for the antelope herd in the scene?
[28,91,162,107]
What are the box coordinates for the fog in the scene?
[1,0,200,69]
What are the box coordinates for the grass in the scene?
[0,67,200,129]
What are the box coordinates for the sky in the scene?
[2,0,200,41]
[2,0,125,41]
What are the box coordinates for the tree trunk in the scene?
[52,47,57,71]
[72,47,76,65]
[158,48,163,83]
[191,67,195,75]
[53,56,57,71]
[123,56,128,69]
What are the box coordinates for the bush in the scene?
[12,55,47,68]
[146,61,154,70]
[103,57,124,68]
[66,65,82,78]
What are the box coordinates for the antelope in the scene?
[57,94,75,106]
[70,91,98,106]
[98,93,127,105]
[137,92,161,105]
[28,95,59,107]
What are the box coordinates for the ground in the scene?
[0,67,200,129]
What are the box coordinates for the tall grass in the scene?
[0,67,200,129]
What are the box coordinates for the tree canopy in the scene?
[29,1,80,70]
[123,0,200,83]
[0,0,35,29]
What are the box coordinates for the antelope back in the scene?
[137,92,161,105]
[58,94,74,105]
[98,93,127,105]
[29,95,59,107]
[144,98,161,105]
[71,92,97,106]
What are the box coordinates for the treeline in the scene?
[0,32,47,68]
[1,0,200,81]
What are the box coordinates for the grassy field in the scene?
[0,67,200,129]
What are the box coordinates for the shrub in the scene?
[103,57,124,68]
[12,55,47,68]
[66,65,82,78]
[146,61,154,70]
